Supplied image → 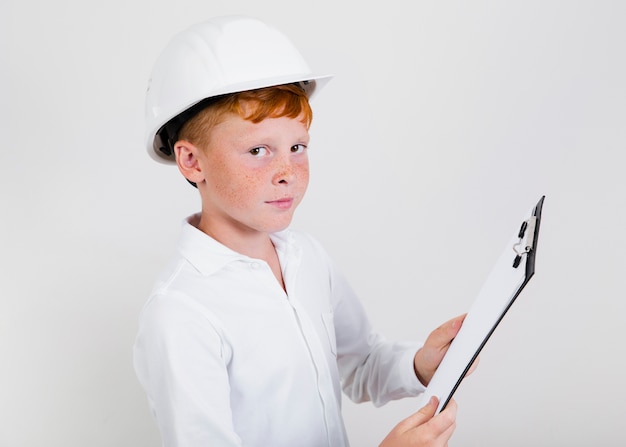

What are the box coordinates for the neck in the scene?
[196,215,274,261]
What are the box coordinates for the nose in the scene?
[272,156,296,185]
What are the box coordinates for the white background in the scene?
[2,1,625,446]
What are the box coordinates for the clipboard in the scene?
[417,195,545,414]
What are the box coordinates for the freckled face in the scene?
[196,113,310,239]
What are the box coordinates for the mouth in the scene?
[266,197,294,210]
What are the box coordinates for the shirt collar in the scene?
[177,213,297,276]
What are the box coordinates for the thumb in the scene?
[395,396,439,432]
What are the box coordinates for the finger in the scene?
[444,314,466,341]
[427,314,466,350]
[423,398,457,438]
[395,396,439,432]
[378,397,441,447]
[466,355,480,376]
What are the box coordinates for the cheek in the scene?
[301,169,310,192]
[215,171,263,206]
[296,160,310,188]
[204,157,255,205]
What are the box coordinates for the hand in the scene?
[413,315,467,386]
[379,396,457,447]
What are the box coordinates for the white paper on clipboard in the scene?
[417,196,545,414]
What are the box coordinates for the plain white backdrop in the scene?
[2,1,625,446]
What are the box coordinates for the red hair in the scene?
[178,84,313,150]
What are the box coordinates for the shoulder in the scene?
[138,258,223,337]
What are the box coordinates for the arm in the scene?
[331,273,475,406]
[133,293,241,447]
[327,266,425,406]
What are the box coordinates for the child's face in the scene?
[196,113,310,239]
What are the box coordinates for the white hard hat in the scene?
[145,15,332,163]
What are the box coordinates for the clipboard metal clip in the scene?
[512,216,537,268]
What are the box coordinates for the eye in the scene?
[249,146,268,156]
[291,144,307,153]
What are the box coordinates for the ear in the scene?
[174,140,205,185]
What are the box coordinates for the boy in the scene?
[134,15,465,447]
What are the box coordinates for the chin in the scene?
[264,217,294,234]
[267,223,291,234]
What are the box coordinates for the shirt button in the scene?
[250,262,261,270]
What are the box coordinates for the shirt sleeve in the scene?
[328,263,427,407]
[133,291,241,447]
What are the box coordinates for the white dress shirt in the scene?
[134,215,425,447]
